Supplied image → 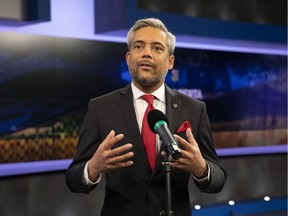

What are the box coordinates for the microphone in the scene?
[147,109,182,160]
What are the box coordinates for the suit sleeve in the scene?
[193,103,227,193]
[65,99,101,193]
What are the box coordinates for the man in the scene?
[66,17,226,216]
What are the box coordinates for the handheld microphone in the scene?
[147,109,182,160]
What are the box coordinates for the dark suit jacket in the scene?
[66,84,226,216]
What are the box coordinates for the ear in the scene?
[125,51,130,65]
[168,55,175,70]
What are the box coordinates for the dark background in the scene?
[138,0,287,25]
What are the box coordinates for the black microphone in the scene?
[147,109,182,160]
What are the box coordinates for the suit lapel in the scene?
[153,85,182,174]
[165,86,182,134]
[117,85,152,175]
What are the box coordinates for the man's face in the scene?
[126,26,175,92]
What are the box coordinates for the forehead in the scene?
[132,26,168,46]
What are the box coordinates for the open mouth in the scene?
[139,62,153,70]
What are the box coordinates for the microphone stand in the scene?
[160,145,174,216]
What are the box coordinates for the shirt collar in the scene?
[131,82,165,103]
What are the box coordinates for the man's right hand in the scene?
[87,130,134,182]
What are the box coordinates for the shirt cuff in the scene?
[192,160,211,184]
[83,161,102,185]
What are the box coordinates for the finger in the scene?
[170,156,192,169]
[109,143,133,158]
[109,151,134,164]
[108,160,134,169]
[102,130,124,150]
[174,134,191,151]
[160,150,187,164]
[185,128,197,147]
[99,130,114,150]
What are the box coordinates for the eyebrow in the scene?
[133,40,165,47]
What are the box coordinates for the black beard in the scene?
[131,70,162,87]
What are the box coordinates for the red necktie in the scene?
[141,94,156,171]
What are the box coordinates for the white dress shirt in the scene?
[131,82,166,153]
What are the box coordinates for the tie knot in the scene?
[141,94,154,105]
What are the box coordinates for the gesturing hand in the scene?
[169,128,208,178]
[87,130,134,182]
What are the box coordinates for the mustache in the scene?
[137,60,155,68]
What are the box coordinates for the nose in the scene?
[142,47,152,58]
